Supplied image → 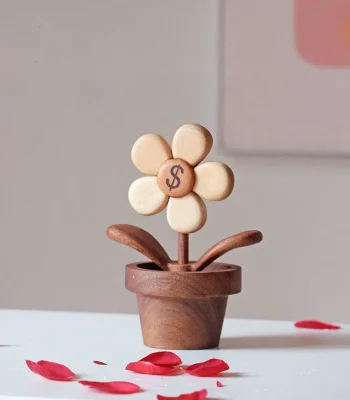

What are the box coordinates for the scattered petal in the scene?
[79,380,141,394]
[25,360,75,381]
[182,358,229,377]
[216,380,225,387]
[157,389,207,400]
[126,361,175,375]
[294,320,341,330]
[140,351,182,366]
[93,360,107,365]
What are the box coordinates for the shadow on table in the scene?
[220,333,350,350]
[218,372,251,378]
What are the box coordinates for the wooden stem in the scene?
[178,233,189,265]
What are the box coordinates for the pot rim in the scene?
[125,261,241,298]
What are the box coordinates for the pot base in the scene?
[137,294,228,350]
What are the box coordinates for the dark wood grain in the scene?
[126,261,241,297]
[126,261,241,349]
[192,230,263,271]
[137,295,228,349]
[106,224,171,270]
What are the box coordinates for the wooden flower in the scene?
[128,124,234,234]
[107,123,262,272]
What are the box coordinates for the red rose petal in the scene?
[79,380,141,394]
[182,358,229,377]
[140,351,182,366]
[157,389,207,400]
[126,361,175,375]
[93,360,107,365]
[25,360,75,381]
[294,320,341,330]
[216,380,225,387]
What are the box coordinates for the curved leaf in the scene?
[107,224,171,270]
[192,230,263,271]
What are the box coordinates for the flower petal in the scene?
[294,320,341,330]
[26,360,75,381]
[216,380,225,387]
[157,389,207,400]
[140,351,182,366]
[93,360,107,365]
[167,192,207,233]
[182,358,229,377]
[126,361,175,375]
[79,380,141,394]
[172,124,213,167]
[131,134,172,175]
[193,162,234,201]
[128,177,168,216]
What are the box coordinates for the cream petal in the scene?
[131,134,172,175]
[167,192,207,233]
[128,177,168,216]
[172,124,213,166]
[193,162,234,201]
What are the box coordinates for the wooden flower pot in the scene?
[126,261,241,350]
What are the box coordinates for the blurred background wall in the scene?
[1,0,350,322]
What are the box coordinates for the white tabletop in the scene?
[0,310,349,400]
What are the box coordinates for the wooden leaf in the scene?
[106,224,171,270]
[192,230,263,271]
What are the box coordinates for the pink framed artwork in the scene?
[220,0,350,155]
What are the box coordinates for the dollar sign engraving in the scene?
[166,165,184,191]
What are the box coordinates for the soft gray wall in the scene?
[1,0,350,322]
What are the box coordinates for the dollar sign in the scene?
[166,165,184,191]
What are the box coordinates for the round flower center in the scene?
[157,158,195,198]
